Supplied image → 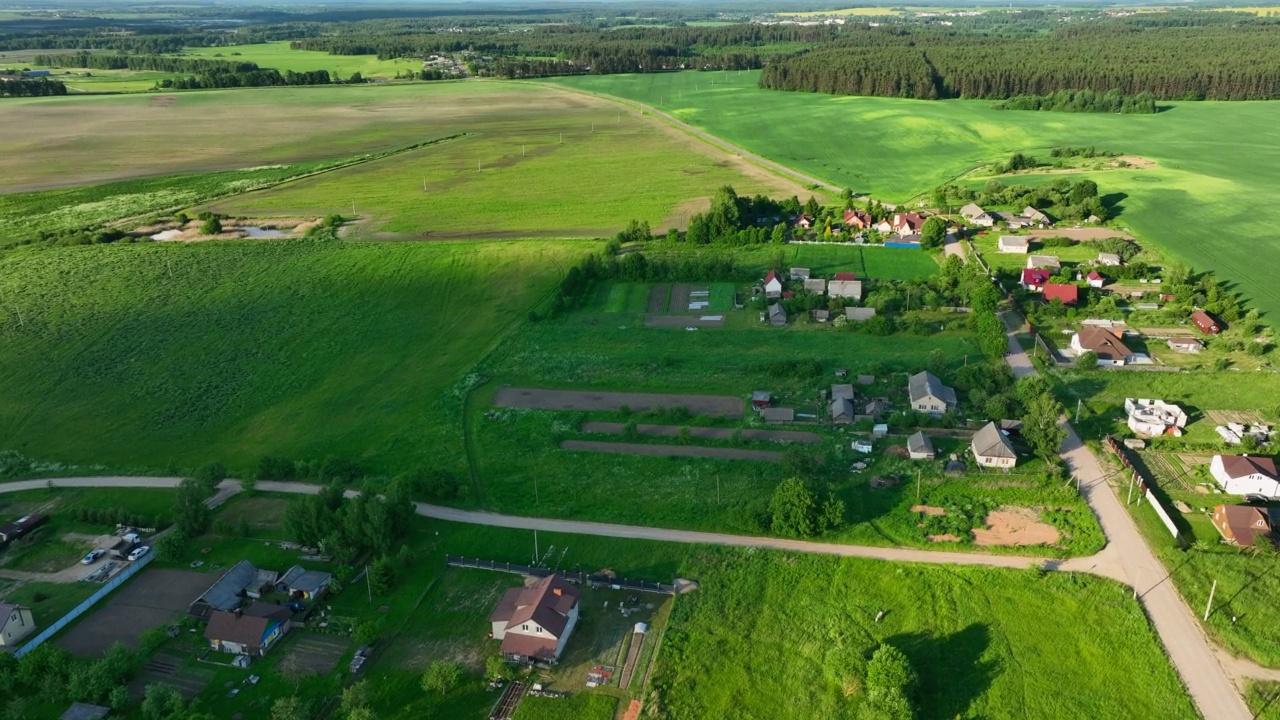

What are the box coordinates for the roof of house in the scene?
[810,308,830,320]
[279,565,331,594]
[828,279,862,296]
[908,371,956,407]
[895,212,926,230]
[1026,255,1061,269]
[60,704,110,720]
[831,384,855,401]
[833,271,857,281]
[1075,326,1133,361]
[1216,455,1279,480]
[0,603,26,634]
[972,422,1017,459]
[960,203,987,219]
[789,267,810,277]
[763,270,780,285]
[500,631,560,661]
[831,398,854,418]
[1023,206,1050,222]
[205,604,286,647]
[846,307,876,320]
[999,235,1030,248]
[907,431,934,456]
[1021,269,1051,287]
[1087,270,1103,281]
[1168,337,1203,348]
[751,391,772,402]
[1043,283,1079,305]
[1192,309,1221,333]
[491,574,580,639]
[197,559,258,612]
[1098,252,1121,263]
[761,407,795,422]
[768,303,787,320]
[1215,504,1273,547]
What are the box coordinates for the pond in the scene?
[241,226,290,238]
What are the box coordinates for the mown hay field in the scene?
[0,238,587,476]
[551,71,1280,322]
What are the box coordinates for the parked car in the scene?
[127,545,151,561]
[81,549,105,565]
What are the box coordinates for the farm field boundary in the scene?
[559,439,782,462]
[580,421,820,444]
[493,387,744,417]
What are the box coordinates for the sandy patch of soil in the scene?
[1115,155,1156,169]
[134,217,317,243]
[927,534,961,543]
[911,505,946,516]
[972,507,1060,547]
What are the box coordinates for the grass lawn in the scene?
[177,41,418,78]
[550,71,1280,322]
[0,239,586,478]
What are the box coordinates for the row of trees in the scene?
[760,25,1280,101]
[0,77,67,97]
[996,89,1158,114]
[937,176,1109,224]
[283,480,416,560]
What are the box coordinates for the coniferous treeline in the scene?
[0,77,68,97]
[0,26,313,53]
[30,52,339,89]
[760,25,1280,101]
[996,89,1158,114]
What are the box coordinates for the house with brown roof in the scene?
[794,214,814,229]
[0,603,35,646]
[803,278,826,294]
[960,203,994,227]
[1070,326,1134,365]
[204,602,294,656]
[843,209,874,229]
[891,213,926,235]
[1210,455,1280,497]
[1191,309,1222,335]
[1211,504,1273,547]
[490,574,581,664]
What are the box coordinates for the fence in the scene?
[446,556,676,595]
[14,552,155,658]
[1104,436,1181,540]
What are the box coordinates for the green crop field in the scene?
[0,238,587,477]
[176,41,418,78]
[550,71,1280,322]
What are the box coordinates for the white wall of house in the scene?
[1211,457,1280,496]
[553,604,580,660]
[914,398,946,415]
[973,451,1015,469]
[0,607,34,646]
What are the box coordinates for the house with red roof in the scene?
[1043,283,1079,305]
[891,213,926,235]
[833,272,857,281]
[793,214,814,229]
[1086,270,1105,288]
[1021,268,1051,292]
[843,209,873,229]
[763,270,783,299]
[1192,309,1222,335]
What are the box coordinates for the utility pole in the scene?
[422,178,427,192]
[522,145,526,156]
[916,470,921,502]
[351,200,356,215]
[365,565,372,603]
[717,475,721,504]
[477,160,481,172]
[534,530,539,565]
[1127,471,1136,505]
[1204,579,1218,621]
[534,475,539,506]
[559,132,563,144]
[1075,398,1082,424]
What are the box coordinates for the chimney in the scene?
[553,587,562,597]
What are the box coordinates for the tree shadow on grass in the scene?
[1101,192,1127,218]
[885,624,997,720]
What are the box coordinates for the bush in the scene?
[319,456,362,483]
[200,216,222,235]
[404,468,466,501]
[257,455,295,480]
[420,661,463,695]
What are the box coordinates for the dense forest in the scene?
[30,52,339,88]
[0,76,67,97]
[759,24,1280,101]
[996,89,1158,114]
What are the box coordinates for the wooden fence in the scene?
[446,556,676,595]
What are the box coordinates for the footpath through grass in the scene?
[551,71,1280,322]
[0,238,586,477]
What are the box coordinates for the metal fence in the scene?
[446,556,675,595]
[14,552,155,658]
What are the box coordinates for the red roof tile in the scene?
[833,272,857,281]
[1043,283,1079,305]
[1021,269,1051,287]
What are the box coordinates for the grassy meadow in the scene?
[0,238,587,477]
[551,71,1280,321]
[178,41,419,78]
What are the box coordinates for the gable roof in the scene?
[1075,326,1133,361]
[279,565,331,594]
[960,203,987,219]
[0,603,27,634]
[1098,252,1122,264]
[205,603,287,647]
[60,704,110,720]
[494,574,580,639]
[831,384,855,401]
[1043,283,1079,305]
[768,303,787,322]
[833,271,857,281]
[196,560,258,612]
[972,422,1016,459]
[1087,270,1103,281]
[894,212,926,231]
[1216,455,1278,480]
[1026,255,1061,269]
[1191,309,1222,334]
[999,235,1030,249]
[1021,269,1051,287]
[1215,504,1273,546]
[761,407,795,422]
[763,270,780,286]
[831,397,854,419]
[907,431,934,456]
[908,371,956,407]
[1023,206,1050,222]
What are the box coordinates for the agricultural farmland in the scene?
[551,71,1280,321]
[0,239,586,476]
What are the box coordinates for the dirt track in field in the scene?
[581,422,819,444]
[494,387,743,417]
[559,440,781,462]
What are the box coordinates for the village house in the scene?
[768,303,787,327]
[1211,504,1274,547]
[1022,206,1053,227]
[762,407,795,424]
[907,432,935,460]
[843,209,874,230]
[1071,326,1135,365]
[810,309,831,322]
[1191,309,1222,335]
[794,214,814,229]
[862,398,892,421]
[803,278,826,294]
[891,212,927,235]
[277,566,332,601]
[873,218,894,234]
[1086,270,1106,288]
[789,267,810,280]
[998,236,1031,254]
[490,574,581,664]
[59,703,110,720]
[1021,268,1051,292]
[188,559,262,619]
[960,203,995,227]
[0,603,36,646]
[1166,337,1203,353]
[1026,255,1061,270]
[751,391,772,410]
[828,278,862,300]
[1097,252,1123,267]
[1042,283,1079,306]
[205,602,294,657]
[830,384,855,424]
[907,371,956,416]
[763,270,783,299]
[971,422,1018,468]
[1210,455,1280,497]
[845,307,876,322]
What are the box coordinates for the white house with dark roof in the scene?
[998,236,1031,254]
[490,574,581,664]
[907,371,956,416]
[972,422,1017,468]
[907,432,935,460]
[960,203,994,227]
[0,603,35,646]
[1211,455,1280,497]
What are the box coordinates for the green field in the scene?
[177,41,419,78]
[0,239,585,477]
[550,71,1280,322]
